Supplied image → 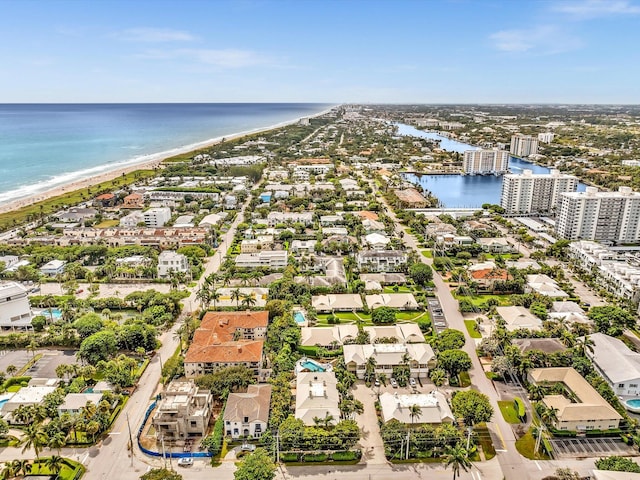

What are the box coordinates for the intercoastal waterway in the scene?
[396,123,586,207]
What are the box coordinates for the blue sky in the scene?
[0,0,638,103]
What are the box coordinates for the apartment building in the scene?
[0,282,33,329]
[157,251,190,278]
[356,250,407,272]
[235,250,288,269]
[143,207,172,227]
[557,187,640,243]
[538,132,555,144]
[462,149,509,175]
[510,134,539,157]
[500,169,578,214]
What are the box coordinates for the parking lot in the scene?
[27,350,78,378]
[0,350,31,373]
[551,437,637,457]
[427,297,447,334]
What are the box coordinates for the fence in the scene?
[137,401,213,459]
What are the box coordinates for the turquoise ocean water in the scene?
[0,103,330,205]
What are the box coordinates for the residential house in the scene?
[157,251,189,278]
[119,210,145,227]
[199,212,228,228]
[528,367,622,431]
[468,266,509,290]
[290,240,316,254]
[343,343,436,379]
[526,274,569,298]
[587,332,640,397]
[40,259,66,277]
[364,233,390,250]
[152,380,214,441]
[312,294,364,312]
[357,250,407,273]
[549,301,589,324]
[173,215,195,228]
[365,293,420,310]
[223,384,272,439]
[55,207,98,224]
[301,324,425,348]
[505,259,541,271]
[379,391,454,424]
[295,372,340,426]
[394,188,428,208]
[359,273,407,285]
[476,238,515,254]
[496,306,543,332]
[267,212,314,227]
[0,282,33,329]
[123,193,144,208]
[1,386,57,416]
[58,393,103,416]
[93,193,116,208]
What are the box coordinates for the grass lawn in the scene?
[498,401,521,424]
[421,250,433,258]
[6,385,21,392]
[474,424,496,460]
[31,458,85,480]
[458,371,471,388]
[383,286,415,293]
[95,219,120,228]
[515,428,551,460]
[464,319,482,338]
[315,310,427,326]
[455,293,512,307]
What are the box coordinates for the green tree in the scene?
[72,313,104,339]
[44,455,64,475]
[408,262,433,286]
[371,306,396,325]
[78,330,117,364]
[433,329,465,351]
[588,305,636,337]
[437,350,472,378]
[234,448,276,480]
[20,423,48,460]
[451,390,494,426]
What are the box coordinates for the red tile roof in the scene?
[185,340,263,364]
[470,268,509,281]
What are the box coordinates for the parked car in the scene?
[374,378,380,387]
[409,378,417,388]
[177,458,193,467]
[390,378,398,388]
[240,443,256,452]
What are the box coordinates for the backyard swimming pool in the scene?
[624,398,640,413]
[294,312,305,323]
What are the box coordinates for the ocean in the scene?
[0,103,331,205]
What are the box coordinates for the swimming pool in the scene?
[300,360,325,372]
[39,308,62,319]
[624,398,640,413]
[294,312,305,324]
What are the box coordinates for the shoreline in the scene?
[0,105,338,215]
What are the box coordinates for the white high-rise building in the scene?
[538,132,555,144]
[463,149,509,175]
[500,169,578,214]
[556,186,640,243]
[510,134,539,157]
[143,207,172,228]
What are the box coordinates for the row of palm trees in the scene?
[1,455,65,479]
[195,272,262,311]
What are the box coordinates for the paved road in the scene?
[364,175,528,480]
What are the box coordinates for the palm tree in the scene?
[241,293,256,310]
[48,430,66,454]
[86,420,100,442]
[5,365,17,377]
[20,423,48,460]
[195,286,211,310]
[364,356,377,384]
[44,455,64,475]
[231,288,242,309]
[541,406,559,427]
[1,461,18,480]
[210,290,221,310]
[575,335,595,357]
[528,384,546,402]
[443,443,472,479]
[409,404,422,427]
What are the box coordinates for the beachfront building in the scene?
[528,367,622,431]
[500,169,579,215]
[295,372,340,426]
[462,149,509,175]
[157,251,190,279]
[510,134,539,157]
[556,187,640,243]
[152,380,214,441]
[379,391,454,425]
[343,343,436,379]
[0,282,33,329]
[587,332,640,397]
[143,207,172,228]
[224,385,272,439]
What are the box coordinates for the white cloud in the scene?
[552,0,640,19]
[135,48,270,68]
[115,28,196,42]
[489,25,582,54]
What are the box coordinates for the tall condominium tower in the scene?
[462,149,509,175]
[556,186,640,243]
[500,169,578,214]
[510,134,539,157]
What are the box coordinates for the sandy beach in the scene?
[0,106,336,215]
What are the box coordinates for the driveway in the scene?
[351,381,387,465]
